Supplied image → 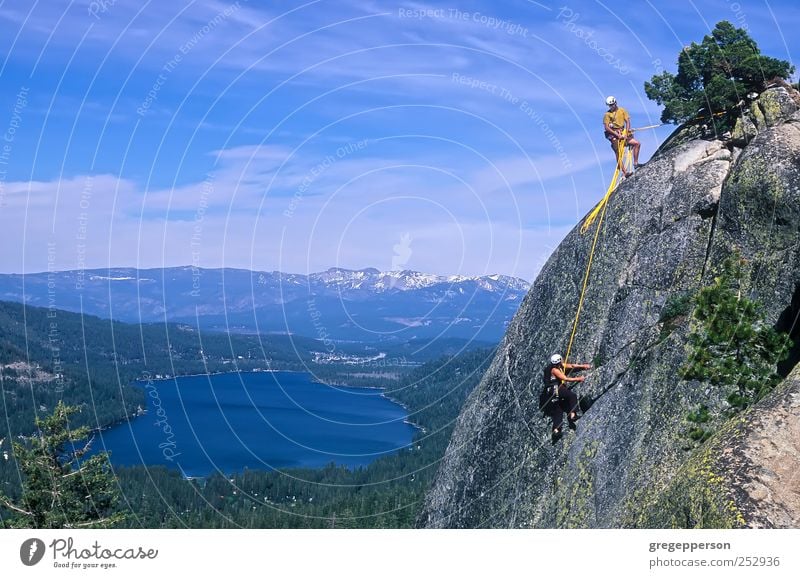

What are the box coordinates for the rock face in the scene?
[641,365,800,528]
[420,87,800,528]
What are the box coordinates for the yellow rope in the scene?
[561,108,729,370]
[581,134,630,234]
[564,135,631,367]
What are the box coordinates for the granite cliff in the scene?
[421,86,800,528]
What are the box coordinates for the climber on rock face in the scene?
[603,95,641,177]
[540,353,591,444]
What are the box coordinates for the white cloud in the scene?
[1,140,587,278]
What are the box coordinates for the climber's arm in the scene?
[552,367,586,383]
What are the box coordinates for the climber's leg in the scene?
[558,385,580,420]
[548,404,564,444]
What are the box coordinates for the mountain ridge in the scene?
[1,265,529,286]
[0,266,530,342]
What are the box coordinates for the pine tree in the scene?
[645,21,794,129]
[683,257,791,411]
[0,402,126,528]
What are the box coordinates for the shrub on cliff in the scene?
[645,21,794,129]
[683,257,791,412]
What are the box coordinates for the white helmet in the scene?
[550,353,563,365]
[605,95,617,106]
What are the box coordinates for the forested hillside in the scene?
[0,300,321,435]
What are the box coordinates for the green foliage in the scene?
[645,21,794,129]
[660,293,694,323]
[0,402,125,528]
[687,427,712,443]
[683,404,712,446]
[686,404,711,424]
[683,257,791,414]
[659,292,694,339]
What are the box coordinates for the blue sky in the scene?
[1,0,797,279]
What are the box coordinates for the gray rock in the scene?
[758,86,800,126]
[640,364,800,528]
[732,87,799,145]
[731,114,758,146]
[420,88,800,528]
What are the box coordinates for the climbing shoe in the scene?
[568,420,577,431]
[551,428,563,445]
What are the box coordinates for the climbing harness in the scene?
[539,363,561,412]
[552,127,644,420]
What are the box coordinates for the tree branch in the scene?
[0,495,32,517]
[73,516,116,528]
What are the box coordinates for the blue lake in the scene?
[92,371,417,477]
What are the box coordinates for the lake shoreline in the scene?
[95,369,420,478]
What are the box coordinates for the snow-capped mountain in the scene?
[0,267,530,342]
[307,267,530,294]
